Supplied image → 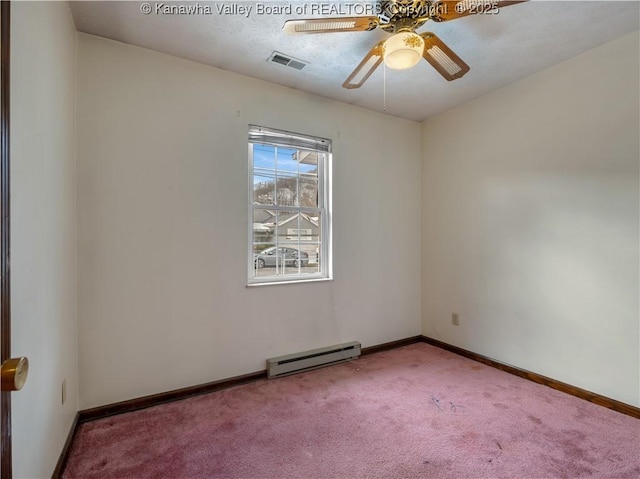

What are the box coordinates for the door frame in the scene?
[1,1,11,478]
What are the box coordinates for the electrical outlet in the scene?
[452,313,460,326]
[61,379,67,405]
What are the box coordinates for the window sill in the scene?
[247,276,333,287]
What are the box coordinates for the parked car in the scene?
[254,246,308,268]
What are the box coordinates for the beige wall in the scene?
[76,34,422,409]
[10,2,78,478]
[421,31,640,406]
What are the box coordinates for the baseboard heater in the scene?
[267,341,361,378]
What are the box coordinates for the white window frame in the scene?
[247,125,332,286]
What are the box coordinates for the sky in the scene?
[252,144,318,184]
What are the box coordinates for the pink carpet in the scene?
[63,343,640,478]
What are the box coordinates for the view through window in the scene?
[248,126,332,285]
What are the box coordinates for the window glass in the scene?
[248,126,331,285]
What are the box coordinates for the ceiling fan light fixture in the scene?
[383,31,425,70]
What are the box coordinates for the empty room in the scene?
[0,0,638,478]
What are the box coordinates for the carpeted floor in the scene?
[63,343,640,478]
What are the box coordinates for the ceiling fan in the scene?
[283,0,526,89]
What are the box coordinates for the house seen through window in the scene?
[248,125,332,285]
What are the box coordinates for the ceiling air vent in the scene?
[268,51,308,71]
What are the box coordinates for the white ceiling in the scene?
[69,1,640,122]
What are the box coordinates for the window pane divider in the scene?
[252,205,323,214]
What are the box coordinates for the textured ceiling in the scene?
[69,1,640,122]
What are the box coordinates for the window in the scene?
[248,125,331,285]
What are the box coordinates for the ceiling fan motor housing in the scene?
[379,0,440,31]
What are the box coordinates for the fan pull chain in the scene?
[383,61,387,112]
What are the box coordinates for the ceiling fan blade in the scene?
[431,1,527,22]
[420,33,470,81]
[283,16,379,34]
[342,41,385,89]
